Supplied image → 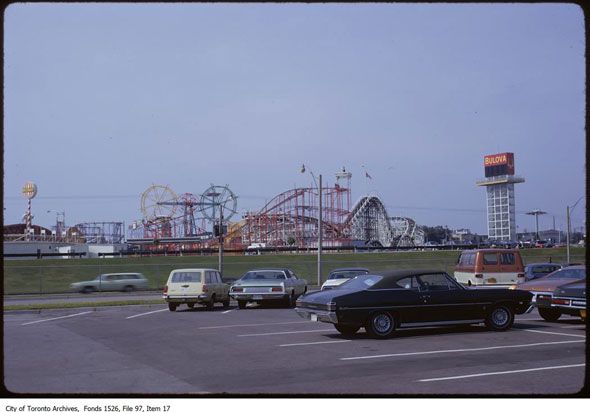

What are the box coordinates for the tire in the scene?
[539,307,562,322]
[206,295,215,310]
[122,285,135,293]
[285,292,296,308]
[222,299,230,308]
[335,324,360,337]
[168,303,177,312]
[238,300,247,309]
[82,286,95,294]
[485,305,514,331]
[187,303,195,309]
[366,311,396,339]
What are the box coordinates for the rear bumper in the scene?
[295,308,338,324]
[230,292,287,301]
[164,294,209,303]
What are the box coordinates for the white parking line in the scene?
[21,311,92,326]
[523,329,586,338]
[239,329,334,337]
[126,309,169,319]
[199,321,310,330]
[222,309,237,314]
[280,340,351,347]
[418,363,586,382]
[340,339,585,361]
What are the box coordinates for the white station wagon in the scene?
[163,268,230,311]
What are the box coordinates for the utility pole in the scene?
[566,196,584,265]
[218,206,224,274]
[318,174,323,287]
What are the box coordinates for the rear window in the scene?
[242,271,286,280]
[500,253,516,265]
[546,268,585,280]
[329,270,368,280]
[458,253,475,266]
[483,253,498,265]
[339,275,383,290]
[170,272,202,283]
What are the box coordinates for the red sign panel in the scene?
[484,153,515,176]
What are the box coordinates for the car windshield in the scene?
[328,270,368,280]
[545,268,585,280]
[242,271,286,280]
[339,275,383,290]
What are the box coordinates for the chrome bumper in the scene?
[295,308,338,324]
[230,292,287,301]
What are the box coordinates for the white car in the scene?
[70,273,148,293]
[163,268,230,311]
[321,268,370,291]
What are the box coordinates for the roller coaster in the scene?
[127,173,424,249]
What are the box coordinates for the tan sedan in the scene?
[513,265,585,321]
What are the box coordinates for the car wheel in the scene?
[168,303,177,312]
[122,285,135,293]
[82,286,95,294]
[187,303,195,309]
[238,300,247,309]
[485,305,514,331]
[335,324,360,337]
[538,307,561,322]
[207,295,215,310]
[366,311,396,339]
[285,292,296,308]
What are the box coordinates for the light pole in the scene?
[301,164,323,286]
[47,209,65,239]
[526,209,546,241]
[566,196,584,264]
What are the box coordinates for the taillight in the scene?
[553,298,570,305]
[202,284,208,292]
[232,287,243,292]
[475,273,483,278]
[517,273,525,278]
[163,285,168,293]
[271,287,283,292]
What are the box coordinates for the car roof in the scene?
[370,269,450,288]
[170,268,216,272]
[329,267,370,272]
[245,268,291,272]
[465,249,519,253]
[525,263,562,267]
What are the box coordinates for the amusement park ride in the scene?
[127,171,424,251]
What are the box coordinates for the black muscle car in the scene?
[551,280,586,321]
[295,269,533,338]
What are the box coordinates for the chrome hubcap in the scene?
[493,308,509,325]
[373,314,392,334]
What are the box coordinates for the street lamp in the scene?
[525,209,546,241]
[301,164,323,287]
[566,196,584,264]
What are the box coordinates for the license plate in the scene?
[311,314,318,322]
[253,295,263,300]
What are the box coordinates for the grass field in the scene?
[3,247,586,295]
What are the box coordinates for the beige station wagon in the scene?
[163,268,230,311]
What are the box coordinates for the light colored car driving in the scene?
[229,268,307,309]
[163,268,230,311]
[70,273,148,293]
[321,267,370,291]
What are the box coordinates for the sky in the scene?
[3,3,586,237]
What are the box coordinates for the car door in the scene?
[416,273,482,322]
[391,275,431,323]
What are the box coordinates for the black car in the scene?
[551,280,586,320]
[295,269,533,338]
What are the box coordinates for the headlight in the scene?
[508,285,517,290]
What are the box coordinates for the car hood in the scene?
[518,278,580,292]
[554,281,586,297]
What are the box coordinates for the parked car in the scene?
[513,265,586,321]
[550,280,586,321]
[454,249,525,286]
[321,267,370,291]
[163,268,230,311]
[295,269,532,338]
[524,263,563,281]
[229,268,307,309]
[70,273,148,293]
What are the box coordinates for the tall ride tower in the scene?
[476,153,524,242]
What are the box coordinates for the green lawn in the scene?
[3,247,585,295]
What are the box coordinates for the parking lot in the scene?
[3,303,586,395]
